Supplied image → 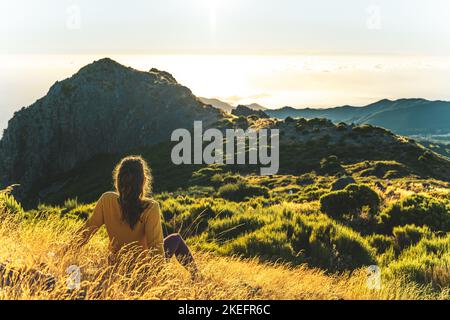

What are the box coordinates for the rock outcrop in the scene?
[0,58,222,196]
[232,105,269,118]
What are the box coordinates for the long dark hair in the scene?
[113,156,152,229]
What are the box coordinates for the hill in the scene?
[266,98,450,136]
[199,97,267,113]
[1,189,446,300]
[0,58,221,197]
[21,116,450,206]
[198,97,235,113]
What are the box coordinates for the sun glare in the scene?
[197,0,230,36]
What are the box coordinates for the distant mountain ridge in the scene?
[266,98,450,136]
[199,97,267,113]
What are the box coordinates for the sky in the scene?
[2,0,450,55]
[1,0,450,132]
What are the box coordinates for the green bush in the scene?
[319,190,351,218]
[0,191,23,215]
[320,184,380,219]
[384,234,450,287]
[208,214,266,241]
[65,204,94,220]
[367,234,394,255]
[307,221,376,272]
[63,198,80,211]
[289,214,375,271]
[379,195,450,233]
[218,182,269,202]
[222,226,296,263]
[319,156,344,175]
[392,224,431,252]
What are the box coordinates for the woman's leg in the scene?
[164,234,198,276]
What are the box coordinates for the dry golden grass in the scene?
[0,207,446,301]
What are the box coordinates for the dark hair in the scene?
[113,156,152,229]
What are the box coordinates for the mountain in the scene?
[266,99,450,136]
[1,58,449,204]
[35,116,450,205]
[199,97,267,113]
[245,103,267,111]
[198,97,234,113]
[0,58,221,197]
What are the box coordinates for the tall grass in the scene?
[0,188,450,300]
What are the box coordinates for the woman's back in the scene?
[87,192,164,256]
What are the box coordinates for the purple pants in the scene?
[163,233,195,268]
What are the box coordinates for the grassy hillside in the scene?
[25,116,450,206]
[2,166,450,300]
[1,189,448,300]
[2,116,449,300]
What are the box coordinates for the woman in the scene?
[0,156,197,292]
[78,155,198,277]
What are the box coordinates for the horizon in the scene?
[2,53,450,133]
[2,1,450,132]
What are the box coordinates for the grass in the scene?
[0,206,446,300]
[1,142,449,300]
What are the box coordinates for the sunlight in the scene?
[197,0,229,36]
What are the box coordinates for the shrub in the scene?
[307,221,376,272]
[384,235,450,287]
[320,184,380,219]
[284,116,296,123]
[65,204,94,220]
[208,214,267,241]
[63,198,80,211]
[319,190,352,219]
[367,234,394,254]
[392,224,431,252]
[222,226,296,263]
[319,156,344,175]
[213,201,243,218]
[289,214,376,271]
[379,195,450,233]
[218,182,269,202]
[0,190,24,215]
[331,176,356,191]
[345,184,380,214]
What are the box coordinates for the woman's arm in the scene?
[145,202,165,258]
[74,194,106,249]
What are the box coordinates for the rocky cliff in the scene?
[0,58,222,196]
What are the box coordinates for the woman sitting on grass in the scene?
[0,156,198,292]
[77,155,198,278]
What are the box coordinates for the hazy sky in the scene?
[2,0,450,55]
[1,1,450,133]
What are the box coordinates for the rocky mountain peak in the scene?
[0,58,221,198]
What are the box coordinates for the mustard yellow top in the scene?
[87,192,165,257]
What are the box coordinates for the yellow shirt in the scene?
[87,192,165,257]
